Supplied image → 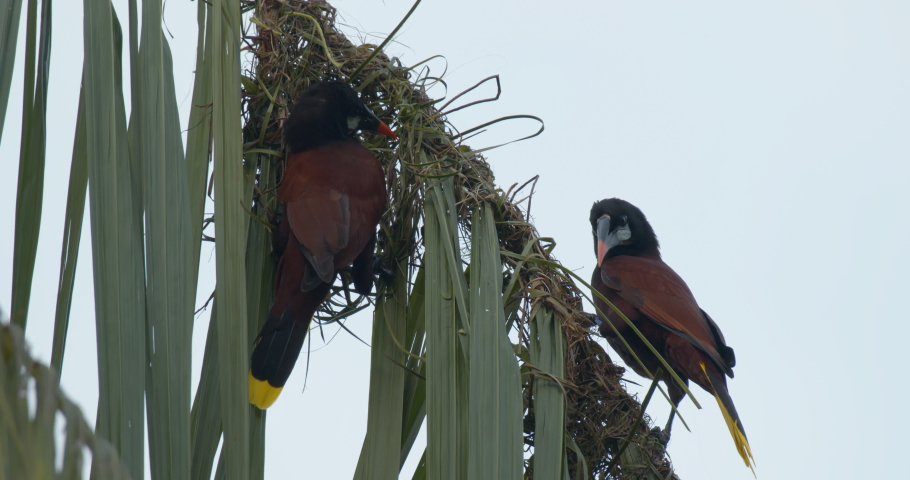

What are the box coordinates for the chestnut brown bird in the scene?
[589,198,754,471]
[248,81,396,409]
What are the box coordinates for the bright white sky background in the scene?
[2,1,909,479]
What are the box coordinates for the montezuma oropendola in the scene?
[248,81,396,409]
[589,198,754,471]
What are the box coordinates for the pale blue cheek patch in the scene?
[616,226,632,242]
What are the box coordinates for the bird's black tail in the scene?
[249,282,331,409]
[248,313,313,409]
[701,363,756,475]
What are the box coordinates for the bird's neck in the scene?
[608,244,661,259]
[286,121,356,153]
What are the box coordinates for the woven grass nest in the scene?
[239,0,678,477]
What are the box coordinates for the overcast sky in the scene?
[2,0,909,479]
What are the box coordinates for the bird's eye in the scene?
[620,215,628,225]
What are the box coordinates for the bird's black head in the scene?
[589,198,660,264]
[284,80,396,153]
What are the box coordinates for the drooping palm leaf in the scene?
[136,2,194,473]
[529,307,567,479]
[81,4,146,477]
[10,0,52,329]
[424,179,467,480]
[353,265,409,479]
[211,1,250,478]
[50,80,88,378]
[0,0,25,142]
[399,269,427,468]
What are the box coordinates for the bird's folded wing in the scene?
[278,144,386,287]
[602,255,729,373]
[281,179,350,284]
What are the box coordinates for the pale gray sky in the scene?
[2,1,908,479]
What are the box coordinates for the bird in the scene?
[248,81,396,409]
[589,198,754,471]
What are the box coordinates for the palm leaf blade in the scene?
[10,0,52,329]
[187,3,221,477]
[353,264,408,479]
[467,203,523,479]
[243,156,276,480]
[138,7,194,473]
[190,307,223,480]
[211,0,250,477]
[82,5,146,477]
[185,0,214,283]
[50,80,88,377]
[529,307,566,479]
[424,179,467,479]
[0,0,24,141]
[399,269,427,468]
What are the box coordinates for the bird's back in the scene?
[279,141,386,271]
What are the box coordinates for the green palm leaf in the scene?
[211,1,250,478]
[136,4,194,474]
[467,203,523,479]
[0,0,24,142]
[9,0,51,329]
[82,4,146,476]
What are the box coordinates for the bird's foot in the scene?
[650,426,671,447]
[586,312,603,327]
[372,256,395,284]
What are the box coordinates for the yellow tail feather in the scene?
[700,363,756,476]
[249,370,283,409]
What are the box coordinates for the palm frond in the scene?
[1,317,132,479]
[240,2,678,477]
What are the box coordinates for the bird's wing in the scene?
[278,144,386,286]
[602,255,732,376]
[279,152,352,284]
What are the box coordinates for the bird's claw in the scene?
[372,255,394,283]
[650,426,671,447]
[586,312,603,327]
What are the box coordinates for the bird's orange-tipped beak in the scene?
[376,121,397,140]
[597,240,608,267]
